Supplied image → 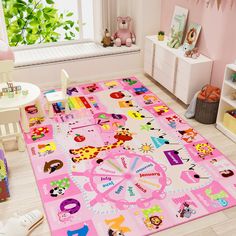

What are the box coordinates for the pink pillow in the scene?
[0,40,14,61]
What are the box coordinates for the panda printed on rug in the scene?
[50,187,66,197]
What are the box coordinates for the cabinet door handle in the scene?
[173,56,178,93]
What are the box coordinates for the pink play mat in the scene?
[24,77,236,236]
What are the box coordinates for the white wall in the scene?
[141,0,162,45]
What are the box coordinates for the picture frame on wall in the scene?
[167,5,188,49]
[183,22,202,51]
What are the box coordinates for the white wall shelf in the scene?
[144,36,213,104]
[222,96,236,107]
[225,79,236,90]
[228,63,236,71]
[217,122,236,143]
[216,64,236,143]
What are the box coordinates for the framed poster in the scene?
[167,6,189,49]
[183,22,201,50]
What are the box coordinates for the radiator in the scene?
[14,42,140,68]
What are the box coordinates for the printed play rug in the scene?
[24,77,236,236]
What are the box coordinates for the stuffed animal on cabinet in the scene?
[112,16,135,47]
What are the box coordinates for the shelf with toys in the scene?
[216,64,236,142]
[222,96,236,108]
[225,79,236,90]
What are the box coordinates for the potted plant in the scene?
[158,31,165,41]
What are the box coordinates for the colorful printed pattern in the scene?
[24,77,236,236]
[0,149,10,201]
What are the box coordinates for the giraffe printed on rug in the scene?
[69,128,134,163]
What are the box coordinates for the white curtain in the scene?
[100,0,134,36]
[101,0,117,35]
[0,3,8,43]
[95,0,161,46]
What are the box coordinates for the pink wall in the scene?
[160,0,236,87]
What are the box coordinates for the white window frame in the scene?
[0,0,96,51]
[0,0,8,43]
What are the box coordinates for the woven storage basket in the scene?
[195,98,219,124]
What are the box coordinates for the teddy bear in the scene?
[112,16,135,47]
[101,29,114,47]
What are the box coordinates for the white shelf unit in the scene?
[216,64,236,142]
[144,36,213,104]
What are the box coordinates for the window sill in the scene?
[14,42,141,68]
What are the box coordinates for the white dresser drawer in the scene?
[175,71,190,103]
[144,47,154,61]
[177,58,191,75]
[175,85,188,103]
[175,69,191,88]
[144,38,155,76]
[155,58,176,78]
[145,38,154,53]
[144,60,153,76]
[144,53,154,76]
[153,67,175,93]
[144,51,154,63]
[155,44,176,67]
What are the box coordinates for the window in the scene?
[0,0,94,48]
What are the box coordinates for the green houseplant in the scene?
[2,0,80,47]
[158,31,165,41]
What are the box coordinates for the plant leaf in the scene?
[66,12,73,17]
[46,0,55,4]
[2,0,79,46]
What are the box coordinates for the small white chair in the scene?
[45,69,70,118]
[0,60,14,82]
[0,108,25,152]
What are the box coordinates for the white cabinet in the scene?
[144,37,155,76]
[154,44,177,92]
[144,36,213,104]
[216,64,236,143]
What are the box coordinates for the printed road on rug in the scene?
[24,77,236,236]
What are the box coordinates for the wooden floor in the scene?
[1,73,236,236]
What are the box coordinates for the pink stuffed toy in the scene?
[112,16,135,47]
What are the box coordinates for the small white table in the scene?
[0,82,44,133]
